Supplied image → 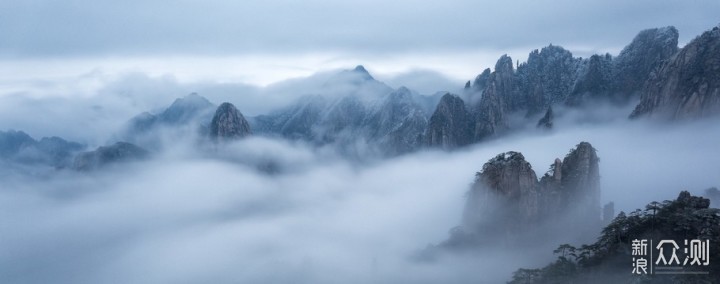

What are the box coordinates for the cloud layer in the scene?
[2,104,719,283]
[2,0,718,58]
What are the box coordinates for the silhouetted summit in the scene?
[209,102,252,141]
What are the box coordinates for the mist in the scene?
[2,80,720,283]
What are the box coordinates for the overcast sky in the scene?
[1,0,718,86]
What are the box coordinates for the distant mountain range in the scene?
[2,24,719,171]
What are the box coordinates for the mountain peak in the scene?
[209,102,252,142]
[353,65,368,73]
[351,65,374,80]
[630,24,719,120]
[495,55,514,74]
[160,93,214,124]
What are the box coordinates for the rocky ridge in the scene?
[449,142,601,246]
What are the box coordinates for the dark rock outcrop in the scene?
[536,106,554,129]
[452,142,601,246]
[631,25,720,120]
[463,152,540,233]
[425,93,473,149]
[557,142,601,220]
[72,142,148,171]
[209,102,252,141]
[471,55,516,141]
[539,142,600,219]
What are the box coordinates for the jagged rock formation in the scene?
[471,56,515,141]
[454,26,681,144]
[0,130,85,168]
[209,102,252,141]
[536,106,554,129]
[464,68,491,105]
[113,26,715,156]
[567,53,613,105]
[72,142,149,171]
[631,25,720,120]
[450,142,601,245]
[425,93,473,149]
[463,152,540,233]
[553,142,601,220]
[518,45,580,114]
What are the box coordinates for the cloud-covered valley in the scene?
[2,87,719,283]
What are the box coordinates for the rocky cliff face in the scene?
[470,55,516,141]
[457,142,601,244]
[209,102,252,141]
[557,142,601,220]
[539,142,600,219]
[425,93,472,149]
[518,45,580,114]
[464,152,540,232]
[568,53,613,105]
[464,68,492,105]
[468,47,580,141]
[72,142,148,171]
[611,26,679,101]
[455,26,683,145]
[536,106,554,129]
[631,25,720,120]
